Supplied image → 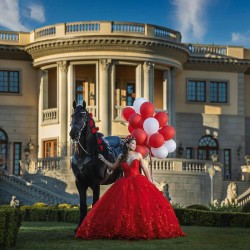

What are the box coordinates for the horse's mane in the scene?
[81,111,100,159]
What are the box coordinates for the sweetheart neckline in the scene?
[123,159,139,166]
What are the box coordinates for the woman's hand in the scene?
[98,154,105,162]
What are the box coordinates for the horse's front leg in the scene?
[91,178,101,206]
[75,179,88,232]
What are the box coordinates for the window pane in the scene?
[13,143,21,175]
[187,80,205,102]
[210,81,227,103]
[0,70,20,93]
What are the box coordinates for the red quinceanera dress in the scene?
[75,159,186,240]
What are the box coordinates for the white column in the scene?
[38,70,47,158]
[99,59,111,136]
[136,64,143,97]
[143,62,154,102]
[167,68,176,128]
[67,64,74,157]
[58,61,68,157]
[163,71,168,111]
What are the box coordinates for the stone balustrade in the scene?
[0,170,76,205]
[42,108,58,125]
[237,188,250,206]
[36,157,61,172]
[0,21,181,46]
[187,43,228,55]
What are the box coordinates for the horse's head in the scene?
[70,100,88,142]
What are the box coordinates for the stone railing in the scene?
[0,31,19,42]
[1,21,181,45]
[237,187,250,206]
[36,157,61,172]
[42,108,58,125]
[0,170,76,205]
[152,158,207,172]
[188,43,228,56]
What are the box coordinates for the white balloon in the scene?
[151,145,169,159]
[164,139,176,153]
[143,118,159,136]
[133,97,147,114]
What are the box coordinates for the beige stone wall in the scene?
[245,75,250,117]
[0,60,38,107]
[176,70,238,115]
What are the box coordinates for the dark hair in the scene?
[120,136,136,162]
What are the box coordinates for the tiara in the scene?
[122,135,136,144]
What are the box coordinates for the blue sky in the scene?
[1,0,250,47]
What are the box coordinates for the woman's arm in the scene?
[98,154,122,171]
[139,154,153,183]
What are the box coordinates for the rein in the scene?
[71,115,91,156]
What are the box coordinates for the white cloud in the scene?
[231,32,250,44]
[22,3,45,23]
[171,0,209,43]
[0,0,45,31]
[0,0,29,31]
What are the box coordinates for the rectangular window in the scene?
[224,149,231,180]
[187,80,206,102]
[186,147,194,159]
[43,140,57,158]
[0,70,20,93]
[210,81,227,103]
[126,83,135,106]
[75,79,96,106]
[13,143,21,175]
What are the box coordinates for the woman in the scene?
[75,136,186,240]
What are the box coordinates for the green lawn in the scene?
[15,222,250,250]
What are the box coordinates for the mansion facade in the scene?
[0,21,250,205]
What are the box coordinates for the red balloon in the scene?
[122,107,135,121]
[132,128,147,145]
[128,113,143,129]
[128,125,134,133]
[148,133,164,148]
[158,125,175,141]
[154,111,168,128]
[140,102,155,119]
[135,145,148,158]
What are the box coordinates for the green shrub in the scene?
[57,203,72,209]
[0,206,22,248]
[171,202,184,209]
[209,202,242,213]
[174,208,250,228]
[242,201,250,213]
[31,202,48,208]
[186,204,209,211]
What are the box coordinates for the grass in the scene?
[15,222,250,250]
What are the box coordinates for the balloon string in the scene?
[147,146,153,182]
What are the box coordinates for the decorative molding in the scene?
[143,61,154,73]
[184,57,250,73]
[100,59,111,71]
[25,37,189,64]
[0,45,31,61]
[57,61,68,73]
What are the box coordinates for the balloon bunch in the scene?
[122,97,176,159]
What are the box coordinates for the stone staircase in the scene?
[222,180,250,205]
[0,170,78,206]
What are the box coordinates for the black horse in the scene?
[69,100,122,231]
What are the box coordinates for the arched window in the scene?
[198,135,218,160]
[0,128,8,170]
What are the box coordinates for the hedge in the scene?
[19,206,250,228]
[0,206,22,248]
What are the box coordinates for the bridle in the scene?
[71,109,91,156]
